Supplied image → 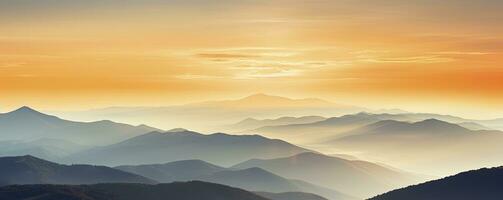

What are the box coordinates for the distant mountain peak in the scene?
[7,106,44,115]
[417,118,450,125]
[15,154,41,161]
[166,128,190,132]
[240,93,292,101]
[1,106,63,123]
[246,93,274,98]
[4,154,60,167]
[228,93,334,107]
[359,118,469,135]
[413,118,467,130]
[239,167,270,173]
[295,152,326,157]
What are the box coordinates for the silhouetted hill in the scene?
[256,191,328,200]
[115,160,355,200]
[0,181,270,200]
[369,167,503,200]
[116,160,226,182]
[0,106,160,145]
[71,129,311,166]
[0,155,155,186]
[234,152,420,198]
[200,167,301,193]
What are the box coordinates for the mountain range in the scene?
[69,129,312,166]
[54,94,363,131]
[0,155,155,186]
[369,167,503,200]
[233,152,421,198]
[0,106,160,146]
[328,119,503,175]
[227,116,326,133]
[116,159,356,200]
[246,112,495,144]
[0,181,270,200]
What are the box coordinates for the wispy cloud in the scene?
[361,55,455,64]
[0,62,27,69]
[232,65,302,79]
[432,51,495,55]
[174,74,225,80]
[196,53,259,59]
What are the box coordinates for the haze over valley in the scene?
[2,95,503,199]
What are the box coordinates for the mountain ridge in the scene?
[0,181,271,200]
[0,106,161,146]
[69,129,312,166]
[233,152,420,198]
[0,155,156,186]
[115,159,356,200]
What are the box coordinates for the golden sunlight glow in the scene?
[1,0,503,117]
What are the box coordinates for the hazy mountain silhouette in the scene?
[0,138,89,161]
[329,119,503,175]
[70,129,312,166]
[369,167,503,200]
[56,94,363,131]
[249,112,494,144]
[199,168,358,200]
[476,118,503,130]
[256,192,328,200]
[199,167,302,193]
[457,121,491,130]
[233,152,420,198]
[116,160,226,183]
[0,181,270,200]
[0,106,160,145]
[227,116,326,132]
[0,155,155,186]
[116,160,356,200]
[192,93,335,108]
[342,119,468,136]
[248,112,419,143]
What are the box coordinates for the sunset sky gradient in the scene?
[1,0,503,118]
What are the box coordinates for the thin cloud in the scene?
[196,53,259,59]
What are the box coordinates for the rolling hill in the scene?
[0,181,270,200]
[233,152,420,198]
[70,129,312,166]
[369,167,503,200]
[0,155,155,186]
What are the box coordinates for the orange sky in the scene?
[1,0,503,118]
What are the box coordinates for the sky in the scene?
[1,0,503,118]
